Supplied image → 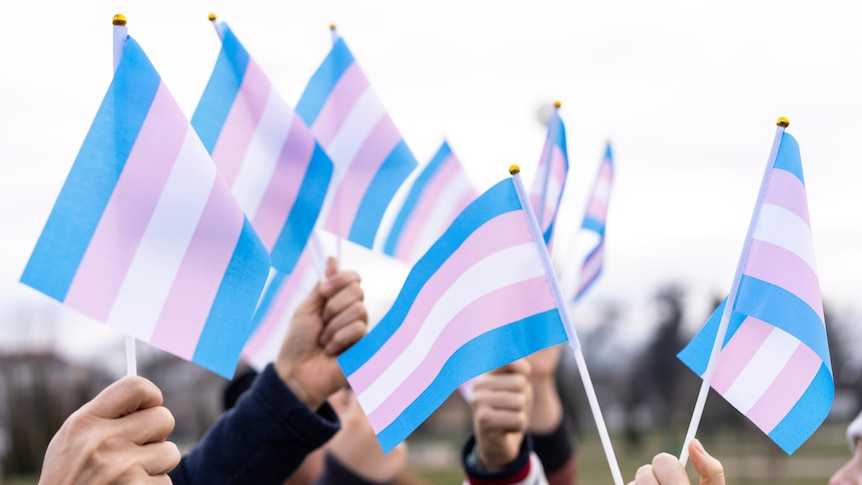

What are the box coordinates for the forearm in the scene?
[170,364,340,485]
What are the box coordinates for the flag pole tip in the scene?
[776,116,790,128]
[554,100,562,108]
[112,14,127,26]
[329,23,337,31]
[509,164,521,175]
[208,13,217,22]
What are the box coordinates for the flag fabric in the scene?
[242,235,326,371]
[295,32,418,249]
[192,23,333,273]
[20,36,271,379]
[337,177,571,453]
[678,131,831,454]
[382,141,479,264]
[529,107,569,246]
[572,143,614,301]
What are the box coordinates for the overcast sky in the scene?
[2,0,861,361]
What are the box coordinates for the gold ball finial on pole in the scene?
[208,13,217,22]
[509,165,521,175]
[776,116,790,128]
[554,100,562,109]
[330,23,337,31]
[112,14,127,26]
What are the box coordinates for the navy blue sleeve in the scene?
[170,364,340,485]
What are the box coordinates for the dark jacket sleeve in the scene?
[169,364,340,485]
[530,417,576,485]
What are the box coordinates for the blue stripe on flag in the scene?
[767,363,834,454]
[375,309,568,453]
[20,37,160,301]
[250,270,287,331]
[773,133,804,185]
[383,142,452,256]
[271,143,333,273]
[734,275,830,370]
[193,218,270,378]
[339,179,522,376]
[191,25,250,154]
[296,38,355,126]
[676,299,748,376]
[348,140,418,249]
[580,216,605,234]
[550,114,568,157]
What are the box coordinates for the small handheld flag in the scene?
[382,141,479,264]
[296,27,418,250]
[678,118,832,457]
[193,18,333,274]
[20,24,271,379]
[572,143,614,301]
[529,101,570,247]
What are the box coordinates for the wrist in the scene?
[274,361,325,411]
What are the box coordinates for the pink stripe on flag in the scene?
[65,84,187,321]
[366,276,557,431]
[394,157,464,260]
[711,317,773,394]
[243,261,315,358]
[251,113,316,250]
[548,146,567,183]
[310,63,369,148]
[763,169,811,228]
[149,178,245,359]
[744,342,822,433]
[743,239,824,321]
[577,243,604,293]
[324,115,401,237]
[585,199,609,221]
[348,210,532,393]
[210,60,272,186]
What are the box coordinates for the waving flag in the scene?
[242,235,326,371]
[529,103,569,246]
[296,29,418,249]
[192,22,332,273]
[382,141,479,264]
[338,176,572,452]
[20,36,271,379]
[678,127,831,454]
[572,143,614,301]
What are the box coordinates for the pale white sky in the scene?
[1,0,861,360]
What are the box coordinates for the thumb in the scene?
[689,439,725,485]
[325,256,338,278]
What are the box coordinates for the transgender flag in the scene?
[678,129,832,454]
[242,235,326,371]
[192,23,333,273]
[382,141,479,264]
[572,143,614,301]
[296,30,418,249]
[20,36,271,379]
[529,105,569,246]
[338,177,571,452]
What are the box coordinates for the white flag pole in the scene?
[511,165,624,485]
[208,13,225,41]
[112,14,136,377]
[677,117,789,465]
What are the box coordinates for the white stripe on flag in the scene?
[108,131,217,340]
[325,87,385,181]
[593,177,611,204]
[408,175,475,262]
[357,241,545,414]
[752,203,817,272]
[231,90,294,220]
[721,327,801,414]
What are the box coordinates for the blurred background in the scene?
[2,0,862,483]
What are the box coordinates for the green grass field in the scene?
[409,421,852,484]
